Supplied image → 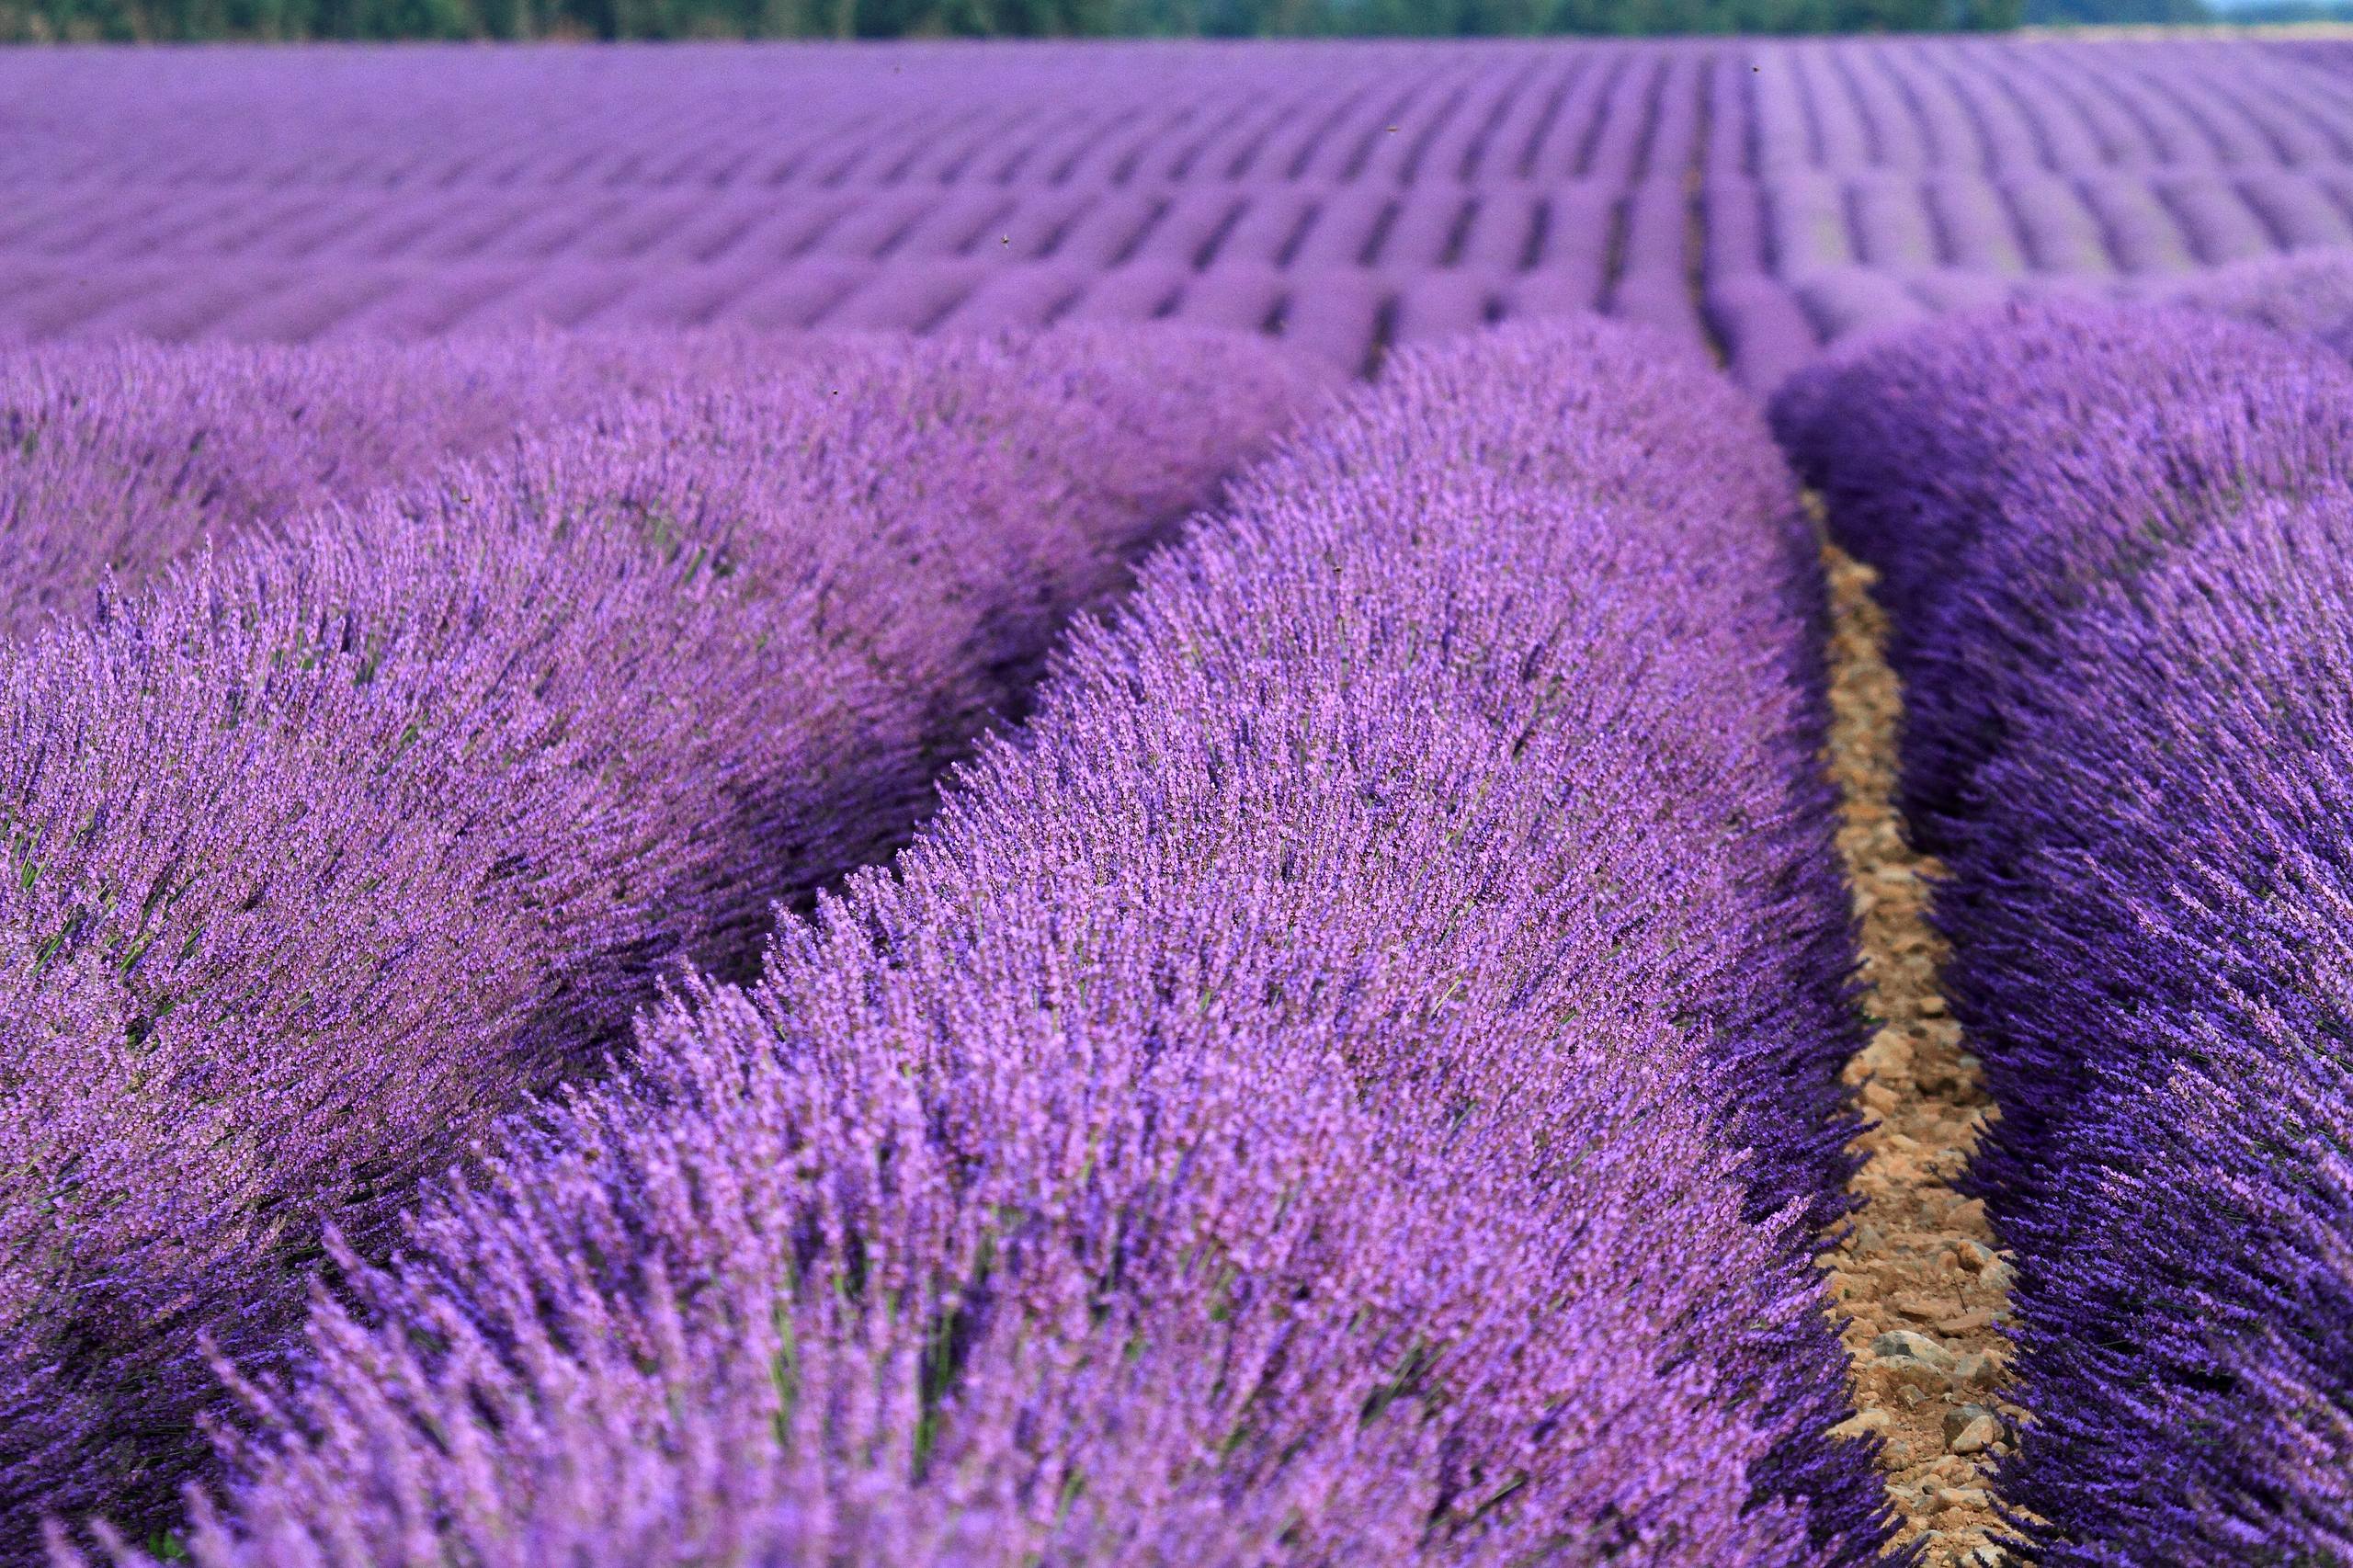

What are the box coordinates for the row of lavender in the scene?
[1779,272,2353,1562]
[6,42,2353,385]
[6,170,2347,351]
[0,325,1322,1551]
[15,167,2353,285]
[3,319,1894,1559]
[65,317,1885,1565]
[6,41,2342,191]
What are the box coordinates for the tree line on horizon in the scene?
[0,0,2299,77]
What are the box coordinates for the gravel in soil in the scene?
[1819,542,2024,1567]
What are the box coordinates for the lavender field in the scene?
[7,31,2353,1568]
[7,39,2353,384]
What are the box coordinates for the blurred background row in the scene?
[6,38,2352,391]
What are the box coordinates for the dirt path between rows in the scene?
[1818,542,2021,1568]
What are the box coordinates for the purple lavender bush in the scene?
[1778,301,2353,1563]
[92,317,1887,1568]
[2165,245,2353,359]
[2,324,1318,1555]
[1772,300,2353,847]
[0,334,777,642]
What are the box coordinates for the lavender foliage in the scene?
[1777,300,2353,1563]
[0,335,757,642]
[1,324,1317,1553]
[2165,245,2353,359]
[118,318,1886,1567]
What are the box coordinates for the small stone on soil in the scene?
[1948,1415,2002,1455]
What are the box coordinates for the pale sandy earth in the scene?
[1819,544,2025,1568]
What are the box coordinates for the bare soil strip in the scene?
[1819,542,2020,1568]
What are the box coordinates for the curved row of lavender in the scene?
[2165,244,2353,358]
[81,318,1889,1567]
[1777,301,2353,1562]
[3,324,1321,1554]
[6,42,2353,388]
[0,334,802,642]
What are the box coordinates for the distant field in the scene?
[4,36,2352,386]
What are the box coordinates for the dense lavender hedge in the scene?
[2166,245,2353,359]
[98,318,1887,1567]
[2,324,1318,1553]
[1778,301,2353,1563]
[0,335,770,642]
